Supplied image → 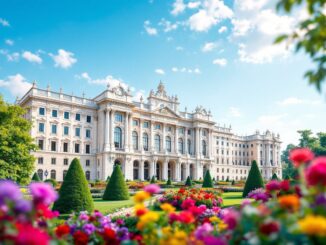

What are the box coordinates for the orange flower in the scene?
[278,194,300,211]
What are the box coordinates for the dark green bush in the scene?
[31,172,41,182]
[242,160,264,197]
[44,178,57,187]
[103,165,129,201]
[150,176,156,184]
[166,177,172,186]
[185,176,193,187]
[53,158,94,214]
[271,173,279,180]
[202,170,214,188]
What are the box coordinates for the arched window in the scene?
[165,136,172,152]
[133,161,139,180]
[37,169,43,181]
[155,135,161,152]
[132,131,138,150]
[85,171,90,181]
[114,127,122,149]
[50,170,56,180]
[63,170,68,180]
[202,140,207,156]
[187,139,191,155]
[178,138,184,154]
[143,133,149,151]
[144,161,149,180]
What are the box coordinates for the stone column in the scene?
[195,128,200,157]
[139,160,144,181]
[128,113,132,151]
[162,123,166,152]
[104,109,110,151]
[110,110,115,150]
[175,126,178,154]
[162,159,168,180]
[150,121,155,152]
[186,163,190,179]
[176,161,181,181]
[150,159,155,179]
[185,127,188,155]
[139,119,143,152]
[125,113,129,151]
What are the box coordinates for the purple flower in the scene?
[221,208,239,230]
[144,184,161,194]
[83,223,96,235]
[202,236,227,245]
[29,182,58,206]
[79,212,89,221]
[195,223,214,240]
[117,227,129,240]
[315,194,326,208]
[248,188,270,202]
[14,199,32,213]
[116,219,124,226]
[0,180,22,205]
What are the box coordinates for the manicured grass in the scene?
[222,192,245,208]
[93,197,134,214]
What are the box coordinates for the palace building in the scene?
[17,82,282,182]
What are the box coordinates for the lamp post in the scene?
[44,170,48,180]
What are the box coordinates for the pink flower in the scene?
[15,223,50,245]
[266,180,281,193]
[181,198,195,210]
[143,184,161,195]
[289,148,314,167]
[305,157,326,186]
[222,209,239,230]
[29,183,58,206]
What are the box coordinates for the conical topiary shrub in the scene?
[150,176,156,184]
[185,176,192,187]
[284,175,290,180]
[271,173,279,180]
[53,158,94,214]
[243,160,264,197]
[231,180,235,185]
[202,170,214,188]
[166,177,172,186]
[103,165,129,201]
[106,175,110,182]
[31,172,41,182]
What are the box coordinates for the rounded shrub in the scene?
[31,172,41,182]
[202,170,214,188]
[53,158,94,214]
[242,160,264,197]
[44,178,57,187]
[185,176,192,187]
[103,165,129,201]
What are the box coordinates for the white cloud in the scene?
[277,97,322,106]
[171,67,201,74]
[0,18,9,27]
[218,25,227,33]
[0,74,32,97]
[0,50,20,62]
[49,49,77,69]
[188,1,201,9]
[231,19,252,36]
[22,51,42,64]
[5,39,14,46]
[228,107,241,117]
[258,114,286,126]
[171,0,186,15]
[155,68,165,75]
[202,42,217,52]
[194,68,201,74]
[159,19,178,32]
[76,72,128,89]
[213,58,227,66]
[144,20,158,36]
[176,46,184,51]
[172,67,178,72]
[235,0,268,11]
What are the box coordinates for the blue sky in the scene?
[0,0,325,148]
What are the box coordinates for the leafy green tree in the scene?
[0,96,36,184]
[298,130,318,148]
[275,0,326,91]
[150,176,156,184]
[106,175,110,182]
[103,165,129,201]
[282,144,297,179]
[53,158,94,214]
[243,160,264,198]
[202,170,213,188]
[31,172,41,182]
[185,176,192,187]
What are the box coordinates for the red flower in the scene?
[55,224,70,238]
[266,180,281,193]
[36,203,57,219]
[289,148,314,167]
[178,211,195,224]
[102,228,119,245]
[305,157,326,186]
[181,198,195,210]
[15,223,50,245]
[280,180,290,192]
[259,221,280,236]
[73,231,89,245]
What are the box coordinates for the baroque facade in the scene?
[18,82,282,182]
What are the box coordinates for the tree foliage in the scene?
[275,0,326,91]
[243,161,264,198]
[0,96,36,184]
[103,165,129,201]
[53,158,94,214]
[202,170,214,188]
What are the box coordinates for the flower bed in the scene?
[1,148,326,244]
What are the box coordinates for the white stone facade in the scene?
[18,82,282,182]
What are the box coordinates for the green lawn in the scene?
[93,197,134,214]
[222,192,245,208]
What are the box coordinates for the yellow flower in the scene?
[162,226,172,236]
[174,230,187,240]
[299,215,326,237]
[160,203,176,213]
[134,191,150,203]
[217,220,228,232]
[209,216,219,223]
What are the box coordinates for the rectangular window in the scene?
[75,113,81,121]
[75,143,80,153]
[178,128,184,134]
[39,107,45,116]
[38,123,45,133]
[86,144,90,154]
[133,120,139,126]
[63,142,68,152]
[64,111,70,119]
[155,124,161,130]
[75,128,80,137]
[51,124,57,134]
[86,159,90,166]
[85,129,91,138]
[115,113,123,122]
[188,129,191,135]
[63,126,69,136]
[51,141,56,151]
[38,157,43,164]
[86,115,91,123]
[52,110,58,117]
[63,158,68,166]
[38,139,44,150]
[51,158,56,165]
[143,121,149,128]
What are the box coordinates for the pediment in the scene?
[153,106,180,118]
